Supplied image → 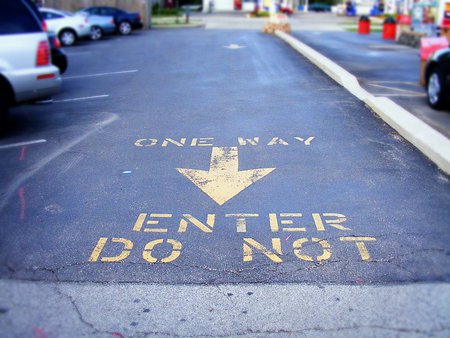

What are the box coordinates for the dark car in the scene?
[425,48,450,110]
[48,32,67,74]
[308,3,331,12]
[80,6,143,35]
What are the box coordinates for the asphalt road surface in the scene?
[0,30,450,284]
[293,30,450,138]
[0,28,449,292]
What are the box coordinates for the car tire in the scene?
[59,29,76,46]
[90,26,103,41]
[427,67,448,110]
[118,21,132,35]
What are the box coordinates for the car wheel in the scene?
[427,67,447,110]
[90,26,103,40]
[59,29,76,46]
[118,21,132,35]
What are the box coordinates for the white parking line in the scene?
[0,139,47,150]
[0,113,118,212]
[367,83,424,95]
[63,70,138,80]
[374,93,427,97]
[370,81,422,86]
[52,95,109,103]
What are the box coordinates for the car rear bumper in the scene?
[132,22,143,30]
[5,65,61,103]
[77,25,92,38]
[101,24,117,34]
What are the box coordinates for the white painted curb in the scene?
[275,30,450,175]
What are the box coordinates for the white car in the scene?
[39,8,91,46]
[76,12,116,41]
[0,0,61,124]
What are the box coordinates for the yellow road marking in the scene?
[293,238,332,262]
[143,239,182,263]
[177,147,275,205]
[340,237,376,261]
[243,238,283,263]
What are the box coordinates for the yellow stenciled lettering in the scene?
[312,213,351,231]
[294,137,315,145]
[142,239,182,263]
[133,213,172,233]
[293,238,331,262]
[134,138,157,147]
[270,213,306,232]
[226,213,259,233]
[243,238,282,263]
[267,137,289,146]
[161,138,186,147]
[312,213,325,231]
[178,214,215,233]
[280,213,305,232]
[340,237,376,261]
[269,213,279,232]
[322,213,351,231]
[197,138,214,147]
[238,137,260,146]
[88,237,133,262]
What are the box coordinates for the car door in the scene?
[87,7,100,15]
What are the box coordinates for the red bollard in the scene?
[383,17,397,40]
[358,16,370,34]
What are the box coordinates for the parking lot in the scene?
[1,27,449,288]
[0,9,450,332]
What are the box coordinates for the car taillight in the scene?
[110,18,115,24]
[41,20,47,32]
[53,36,61,49]
[36,40,50,66]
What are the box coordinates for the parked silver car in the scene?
[76,11,116,40]
[0,0,61,124]
[40,7,91,46]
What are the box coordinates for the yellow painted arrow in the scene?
[177,147,275,205]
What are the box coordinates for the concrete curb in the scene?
[275,30,450,175]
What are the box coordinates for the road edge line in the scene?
[274,29,450,175]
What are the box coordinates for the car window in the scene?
[61,11,74,17]
[86,7,99,15]
[100,8,117,16]
[41,11,64,20]
[0,0,42,35]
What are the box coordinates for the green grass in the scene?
[337,21,358,25]
[152,6,182,17]
[249,11,270,17]
[152,17,203,27]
